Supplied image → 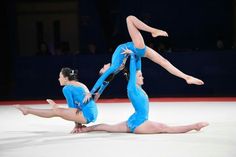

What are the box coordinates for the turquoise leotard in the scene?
[63,85,98,123]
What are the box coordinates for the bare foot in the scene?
[14,105,29,115]
[195,122,209,131]
[152,29,168,37]
[186,76,204,85]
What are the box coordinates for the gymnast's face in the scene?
[99,63,111,74]
[136,70,144,86]
[58,72,68,86]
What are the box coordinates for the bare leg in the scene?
[144,46,204,85]
[126,16,203,85]
[126,15,168,49]
[126,15,168,38]
[126,16,145,49]
[14,105,87,123]
[81,121,131,133]
[135,120,209,134]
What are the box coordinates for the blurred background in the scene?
[1,0,236,100]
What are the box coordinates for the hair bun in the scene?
[70,70,74,76]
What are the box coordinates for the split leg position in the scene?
[14,99,87,133]
[79,49,209,134]
[126,15,204,85]
[80,121,209,134]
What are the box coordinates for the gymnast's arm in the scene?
[127,53,137,92]
[136,56,142,71]
[97,81,109,95]
[91,81,109,102]
[90,64,118,94]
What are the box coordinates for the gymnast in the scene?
[79,49,209,134]
[84,15,204,102]
[14,67,98,133]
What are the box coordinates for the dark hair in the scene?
[60,67,78,81]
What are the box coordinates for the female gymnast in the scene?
[15,67,98,133]
[84,15,204,102]
[79,50,209,134]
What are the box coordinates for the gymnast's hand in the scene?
[83,93,92,103]
[121,47,133,55]
[71,124,86,134]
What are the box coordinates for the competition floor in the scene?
[0,98,236,157]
